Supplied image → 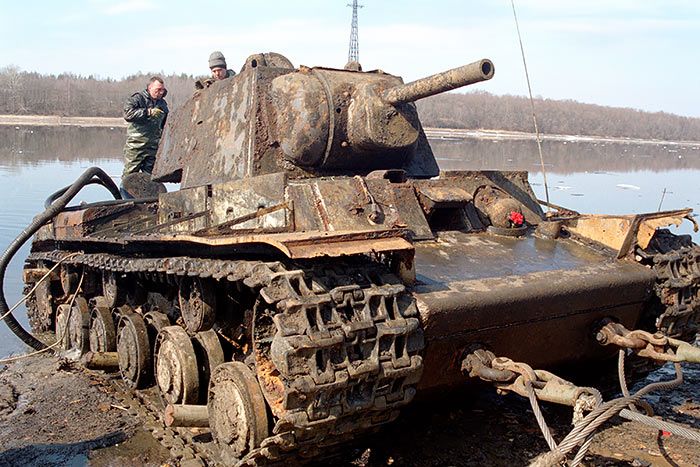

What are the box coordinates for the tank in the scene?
[10,53,700,465]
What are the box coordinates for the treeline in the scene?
[0,66,195,116]
[2,66,700,142]
[416,92,700,142]
[5,125,696,174]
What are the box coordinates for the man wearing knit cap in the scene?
[208,51,236,81]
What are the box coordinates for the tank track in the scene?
[642,229,700,342]
[26,249,424,466]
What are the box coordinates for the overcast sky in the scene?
[2,0,699,118]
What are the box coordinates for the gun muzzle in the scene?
[382,59,494,106]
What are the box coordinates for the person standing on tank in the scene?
[195,52,236,89]
[122,76,169,175]
[208,51,236,80]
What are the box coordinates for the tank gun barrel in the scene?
[381,59,494,106]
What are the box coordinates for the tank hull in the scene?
[412,232,656,391]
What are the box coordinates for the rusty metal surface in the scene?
[414,230,609,283]
[411,230,657,391]
[51,202,157,241]
[153,67,261,186]
[564,209,693,256]
[415,170,545,225]
[156,172,288,235]
[290,177,432,238]
[417,185,473,221]
[382,59,494,105]
[597,322,700,364]
[284,235,412,258]
[161,229,414,259]
[642,230,700,340]
[154,58,513,183]
[53,203,137,237]
[28,238,696,464]
[154,325,200,405]
[209,172,287,231]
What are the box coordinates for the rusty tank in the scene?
[5,52,700,465]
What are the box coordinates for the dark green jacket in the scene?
[123,88,169,151]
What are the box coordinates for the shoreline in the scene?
[2,114,700,147]
[0,114,124,128]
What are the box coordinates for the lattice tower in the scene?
[347,0,363,63]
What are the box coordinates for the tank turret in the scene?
[153,56,494,187]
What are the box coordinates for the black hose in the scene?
[1,167,121,351]
[45,178,121,209]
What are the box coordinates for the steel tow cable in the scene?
[529,362,685,467]
[463,346,698,467]
[0,269,84,364]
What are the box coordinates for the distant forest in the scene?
[416,93,700,142]
[2,66,699,142]
[0,66,196,117]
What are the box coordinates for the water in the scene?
[0,126,125,358]
[432,138,700,241]
[1,126,699,358]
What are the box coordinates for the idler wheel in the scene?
[89,298,116,352]
[155,326,199,406]
[102,270,125,308]
[192,330,225,403]
[208,362,269,461]
[34,279,57,331]
[68,296,91,354]
[117,309,153,389]
[179,277,216,333]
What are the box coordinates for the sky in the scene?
[2,0,700,118]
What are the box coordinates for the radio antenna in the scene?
[510,0,551,214]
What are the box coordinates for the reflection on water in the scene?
[0,126,124,169]
[431,138,700,174]
[0,159,125,358]
[432,137,700,242]
[0,126,126,358]
[0,127,699,357]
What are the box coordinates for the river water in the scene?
[1,126,699,358]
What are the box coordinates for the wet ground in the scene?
[345,362,700,467]
[0,355,698,467]
[0,355,169,467]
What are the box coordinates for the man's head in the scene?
[147,77,165,100]
[209,51,228,80]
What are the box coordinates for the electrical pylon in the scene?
[347,0,363,63]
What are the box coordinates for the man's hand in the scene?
[194,77,215,90]
[149,107,164,118]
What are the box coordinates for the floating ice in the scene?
[616,184,641,190]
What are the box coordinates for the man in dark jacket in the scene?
[122,76,169,175]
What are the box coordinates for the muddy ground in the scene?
[0,354,698,467]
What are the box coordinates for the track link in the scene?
[27,250,424,466]
[643,229,700,341]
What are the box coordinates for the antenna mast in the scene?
[347,0,363,63]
